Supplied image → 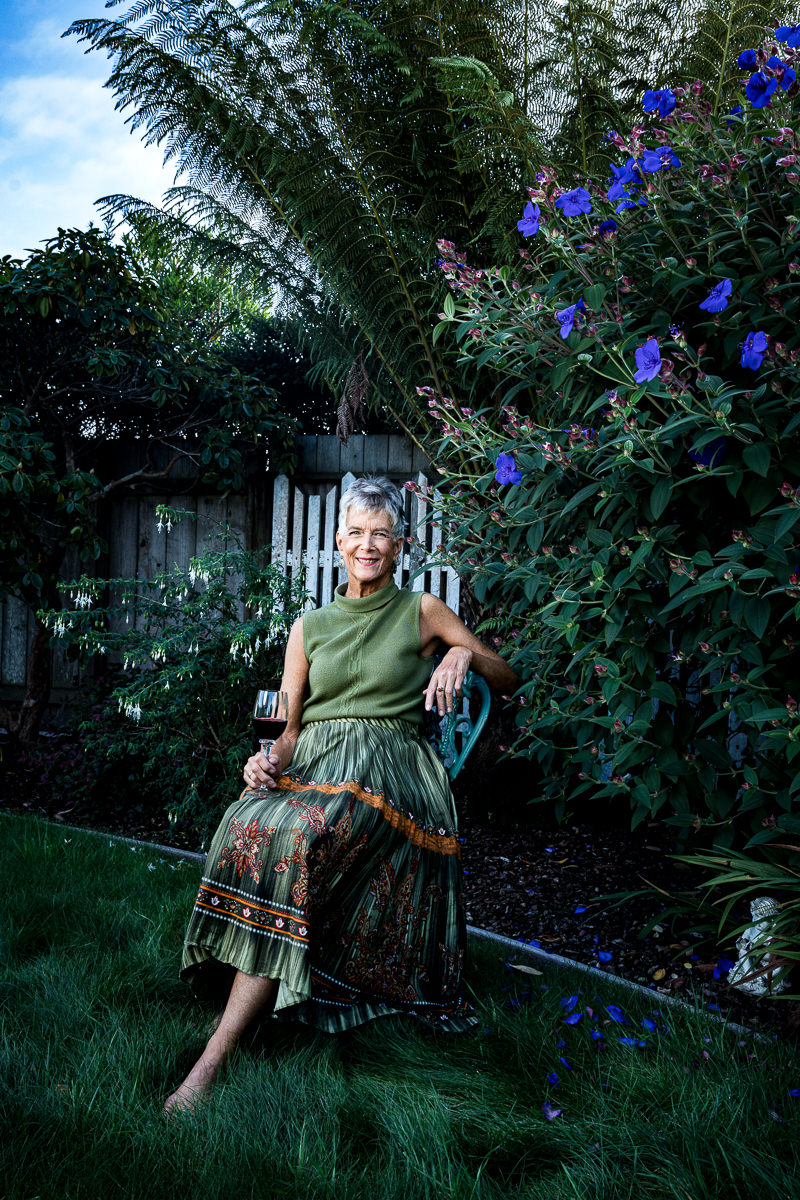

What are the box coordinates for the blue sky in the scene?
[0,1,176,257]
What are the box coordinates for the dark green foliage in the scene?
[222,315,340,432]
[38,516,307,840]
[425,48,800,854]
[0,225,293,744]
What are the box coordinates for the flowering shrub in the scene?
[39,513,306,841]
[427,31,800,848]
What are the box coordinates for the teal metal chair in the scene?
[426,668,492,781]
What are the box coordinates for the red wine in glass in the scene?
[251,690,289,790]
[252,715,288,742]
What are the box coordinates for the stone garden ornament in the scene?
[728,896,791,996]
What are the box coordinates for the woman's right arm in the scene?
[244,616,309,790]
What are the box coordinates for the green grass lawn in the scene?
[1,813,798,1200]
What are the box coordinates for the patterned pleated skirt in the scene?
[180,718,478,1034]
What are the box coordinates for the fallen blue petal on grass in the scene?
[590,1030,604,1040]
[561,994,581,1011]
[564,1012,584,1025]
[641,1017,657,1031]
[542,1101,563,1120]
[789,1088,800,1098]
[619,1037,647,1047]
[559,1056,573,1070]
[605,1004,628,1024]
[574,905,588,914]
[598,951,613,963]
[547,1072,560,1086]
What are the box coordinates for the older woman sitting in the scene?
[165,475,516,1112]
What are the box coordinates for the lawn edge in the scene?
[1,809,769,1040]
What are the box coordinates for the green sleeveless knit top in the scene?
[301,582,432,726]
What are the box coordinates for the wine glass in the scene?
[251,689,289,790]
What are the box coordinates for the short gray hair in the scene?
[338,476,405,539]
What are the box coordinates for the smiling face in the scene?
[336,507,403,596]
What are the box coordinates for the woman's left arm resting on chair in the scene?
[420,593,518,715]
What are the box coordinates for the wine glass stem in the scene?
[257,739,275,791]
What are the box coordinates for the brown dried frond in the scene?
[336,353,368,444]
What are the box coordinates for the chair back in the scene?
[426,669,491,781]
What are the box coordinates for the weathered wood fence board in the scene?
[1,435,455,700]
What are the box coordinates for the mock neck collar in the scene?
[334,581,399,613]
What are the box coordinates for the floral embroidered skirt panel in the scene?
[180,718,478,1033]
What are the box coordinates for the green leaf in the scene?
[443,292,455,318]
[650,680,677,705]
[742,442,770,477]
[583,283,606,311]
[649,478,672,520]
[744,596,770,639]
[550,360,572,388]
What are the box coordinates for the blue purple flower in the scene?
[641,146,681,172]
[699,278,733,312]
[495,452,521,485]
[546,1072,560,1086]
[555,187,593,217]
[737,48,758,69]
[766,55,797,89]
[776,25,800,47]
[746,71,778,108]
[597,219,617,239]
[557,298,585,339]
[517,201,541,237]
[713,955,735,979]
[741,329,768,370]
[643,88,677,118]
[542,1101,562,1120]
[633,339,662,382]
[726,105,744,125]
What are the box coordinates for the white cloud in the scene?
[0,72,178,257]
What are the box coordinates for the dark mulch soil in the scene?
[2,756,797,1037]
[458,813,799,1036]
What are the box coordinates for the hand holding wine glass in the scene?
[250,689,289,791]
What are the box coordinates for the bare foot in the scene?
[163,1044,225,1115]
